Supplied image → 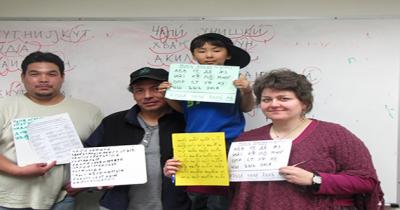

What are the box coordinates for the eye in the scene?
[133,89,144,94]
[28,71,39,76]
[48,72,59,76]
[279,97,291,101]
[151,86,159,92]
[261,98,272,103]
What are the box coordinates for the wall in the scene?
[0,0,400,19]
[1,1,400,209]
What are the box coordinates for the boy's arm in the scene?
[165,98,183,113]
[239,89,255,112]
[158,81,184,113]
[234,74,255,112]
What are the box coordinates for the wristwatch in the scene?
[311,172,322,192]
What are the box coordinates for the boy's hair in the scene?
[190,36,228,54]
[21,51,65,75]
[253,68,314,113]
[189,33,251,68]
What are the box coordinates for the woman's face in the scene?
[260,88,307,122]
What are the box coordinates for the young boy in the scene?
[160,33,255,210]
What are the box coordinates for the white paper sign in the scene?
[12,113,82,166]
[27,113,83,165]
[166,63,239,103]
[228,139,292,182]
[70,145,147,188]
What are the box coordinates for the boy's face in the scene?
[192,42,231,65]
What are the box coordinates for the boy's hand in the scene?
[158,81,172,93]
[234,74,252,94]
[163,159,181,178]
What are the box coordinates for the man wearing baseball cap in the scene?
[84,67,191,210]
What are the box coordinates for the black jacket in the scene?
[84,105,191,210]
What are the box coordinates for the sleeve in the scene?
[317,173,376,195]
[92,109,104,129]
[83,123,105,147]
[317,124,380,195]
[0,99,5,137]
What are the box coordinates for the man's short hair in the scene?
[21,51,65,75]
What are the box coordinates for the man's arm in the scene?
[0,154,56,177]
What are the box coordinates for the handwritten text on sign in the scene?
[172,132,229,186]
[166,63,239,103]
[27,113,83,165]
[228,140,292,182]
[11,116,40,166]
[70,145,147,188]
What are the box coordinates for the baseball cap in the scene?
[129,67,169,85]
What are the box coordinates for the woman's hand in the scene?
[279,166,314,186]
[163,159,181,178]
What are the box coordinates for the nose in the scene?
[205,50,213,58]
[270,99,279,106]
[38,74,49,82]
[143,89,153,98]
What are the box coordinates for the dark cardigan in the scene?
[84,105,191,210]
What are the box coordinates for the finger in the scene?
[165,166,180,173]
[44,161,57,171]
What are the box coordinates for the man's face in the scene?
[21,62,64,101]
[132,79,168,112]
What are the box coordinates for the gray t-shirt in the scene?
[127,116,162,210]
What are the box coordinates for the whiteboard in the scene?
[0,19,399,203]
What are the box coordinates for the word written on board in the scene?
[172,132,229,186]
[71,145,147,188]
[228,139,292,182]
[147,24,274,67]
[166,63,239,103]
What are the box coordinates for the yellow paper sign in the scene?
[172,132,229,186]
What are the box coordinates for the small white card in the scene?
[166,63,239,103]
[228,140,292,182]
[70,145,147,188]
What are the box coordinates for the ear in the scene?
[302,103,309,114]
[226,55,232,60]
[20,73,26,81]
[192,54,198,62]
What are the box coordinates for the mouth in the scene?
[143,101,158,106]
[268,109,285,113]
[36,85,52,90]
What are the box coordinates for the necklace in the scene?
[138,114,158,147]
[271,119,307,140]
